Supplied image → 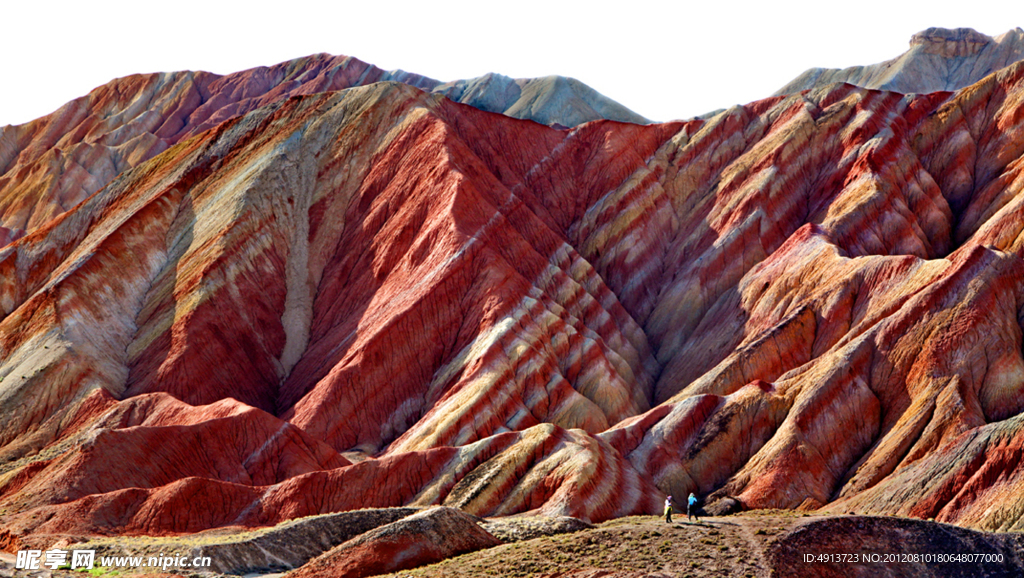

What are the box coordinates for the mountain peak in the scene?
[909,27,993,57]
[776,27,1024,96]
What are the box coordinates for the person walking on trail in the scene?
[664,495,674,523]
[688,492,700,522]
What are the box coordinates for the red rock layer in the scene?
[0,55,438,240]
[2,422,655,540]
[3,61,1024,545]
[290,507,501,578]
[2,390,348,516]
[0,55,646,247]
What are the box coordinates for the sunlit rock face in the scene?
[776,27,1024,96]
[2,57,1024,547]
[0,54,647,246]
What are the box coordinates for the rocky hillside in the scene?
[776,27,1024,95]
[377,513,1024,578]
[1,45,1024,572]
[7,511,1019,577]
[0,54,647,245]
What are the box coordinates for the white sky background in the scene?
[1,0,1019,126]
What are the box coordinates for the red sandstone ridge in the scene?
[290,507,501,578]
[0,55,647,247]
[2,55,1024,560]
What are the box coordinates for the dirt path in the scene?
[727,517,779,578]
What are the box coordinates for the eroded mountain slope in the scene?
[2,61,1024,546]
[0,54,647,246]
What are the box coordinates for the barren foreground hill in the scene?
[1,37,1024,577]
[4,511,1022,577]
[375,514,1024,578]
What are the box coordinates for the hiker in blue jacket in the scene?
[688,492,700,522]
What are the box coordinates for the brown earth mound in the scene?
[482,516,595,543]
[768,516,1024,577]
[370,514,1023,578]
[68,507,420,574]
[290,506,501,578]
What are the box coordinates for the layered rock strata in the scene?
[0,54,647,245]
[65,508,420,574]
[2,56,1024,553]
[290,507,501,578]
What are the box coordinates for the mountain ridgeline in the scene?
[1,27,1024,577]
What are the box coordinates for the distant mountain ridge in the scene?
[776,27,1024,95]
[435,72,648,128]
[0,54,647,246]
